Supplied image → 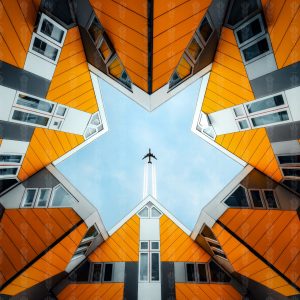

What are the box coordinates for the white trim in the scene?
[109,195,191,236]
[53,72,108,165]
[0,165,20,179]
[21,188,38,208]
[88,63,212,112]
[37,13,67,47]
[35,188,52,207]
[150,252,160,282]
[191,165,253,240]
[139,252,149,282]
[0,153,24,165]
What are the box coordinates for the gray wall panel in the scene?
[124,262,138,300]
[0,61,50,98]
[208,0,230,35]
[23,168,59,189]
[251,61,300,98]
[0,121,35,142]
[266,121,300,143]
[161,262,176,300]
[73,0,93,28]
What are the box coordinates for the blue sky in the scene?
[58,79,243,231]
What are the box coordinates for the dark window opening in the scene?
[250,190,264,207]
[282,168,300,177]
[88,17,103,43]
[225,186,249,207]
[197,264,208,282]
[227,0,259,27]
[33,37,58,61]
[264,191,278,208]
[199,17,213,43]
[208,241,222,251]
[84,225,99,239]
[236,17,262,44]
[201,225,217,241]
[41,19,64,43]
[209,261,231,282]
[282,180,300,194]
[213,250,227,260]
[278,155,300,165]
[169,57,192,89]
[242,38,269,62]
[0,179,18,194]
[103,263,113,282]
[186,263,196,282]
[187,38,202,61]
[92,264,102,282]
[69,261,91,282]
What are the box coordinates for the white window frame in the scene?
[10,107,51,128]
[84,112,103,140]
[249,107,291,129]
[139,252,149,282]
[150,241,160,251]
[280,167,300,178]
[55,104,68,117]
[14,91,56,116]
[49,184,77,207]
[248,189,265,209]
[138,206,150,218]
[0,153,24,165]
[276,153,300,167]
[240,34,273,65]
[0,166,20,179]
[197,15,214,46]
[29,33,61,64]
[37,13,67,47]
[262,189,279,209]
[234,14,265,48]
[233,105,246,118]
[223,184,250,208]
[21,188,38,208]
[140,241,149,250]
[150,251,160,282]
[35,188,52,207]
[236,118,250,131]
[89,263,103,282]
[150,206,162,218]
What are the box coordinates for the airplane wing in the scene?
[142,154,148,160]
[152,154,157,160]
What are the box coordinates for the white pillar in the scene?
[151,163,157,199]
[143,163,149,199]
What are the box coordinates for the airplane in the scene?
[142,148,157,164]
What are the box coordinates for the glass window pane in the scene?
[176,57,192,80]
[99,39,111,61]
[151,207,161,217]
[264,191,278,208]
[0,155,22,163]
[246,95,284,114]
[237,18,262,44]
[203,126,216,139]
[140,253,148,281]
[251,111,289,127]
[92,264,102,282]
[23,189,36,207]
[51,185,75,207]
[151,242,159,250]
[282,168,300,177]
[278,155,300,165]
[238,119,249,130]
[199,17,213,42]
[197,264,208,282]
[88,17,103,42]
[186,264,195,282]
[151,253,160,281]
[69,261,90,282]
[17,94,54,113]
[233,106,245,117]
[282,180,300,194]
[250,190,263,207]
[140,241,148,250]
[41,19,64,43]
[84,225,99,239]
[12,110,49,126]
[242,38,269,62]
[103,264,113,281]
[209,261,231,282]
[187,38,202,60]
[138,207,149,217]
[0,168,18,176]
[33,37,58,61]
[56,106,67,116]
[108,57,131,89]
[36,189,51,207]
[225,186,249,207]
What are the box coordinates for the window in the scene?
[37,14,66,46]
[98,38,112,62]
[138,206,149,218]
[241,36,271,63]
[235,14,264,46]
[0,167,18,178]
[237,119,250,130]
[139,240,160,282]
[55,105,67,117]
[84,113,103,140]
[197,112,216,140]
[233,105,246,118]
[186,37,202,62]
[198,17,213,43]
[197,264,208,282]
[36,188,51,207]
[92,264,102,282]
[50,184,76,207]
[246,95,285,115]
[108,56,131,89]
[22,189,37,207]
[249,190,264,208]
[31,35,60,63]
[0,178,18,194]
[88,16,103,43]
[250,110,289,127]
[224,185,249,207]
[209,261,231,283]
[263,190,278,209]
[186,263,196,282]
[12,110,50,127]
[16,94,54,114]
[103,263,113,282]
[282,180,300,195]
[169,57,192,89]
[278,154,300,165]
[282,168,300,177]
[84,225,99,240]
[0,154,22,164]
[151,207,162,218]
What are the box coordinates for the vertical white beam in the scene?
[152,163,157,199]
[143,163,148,199]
